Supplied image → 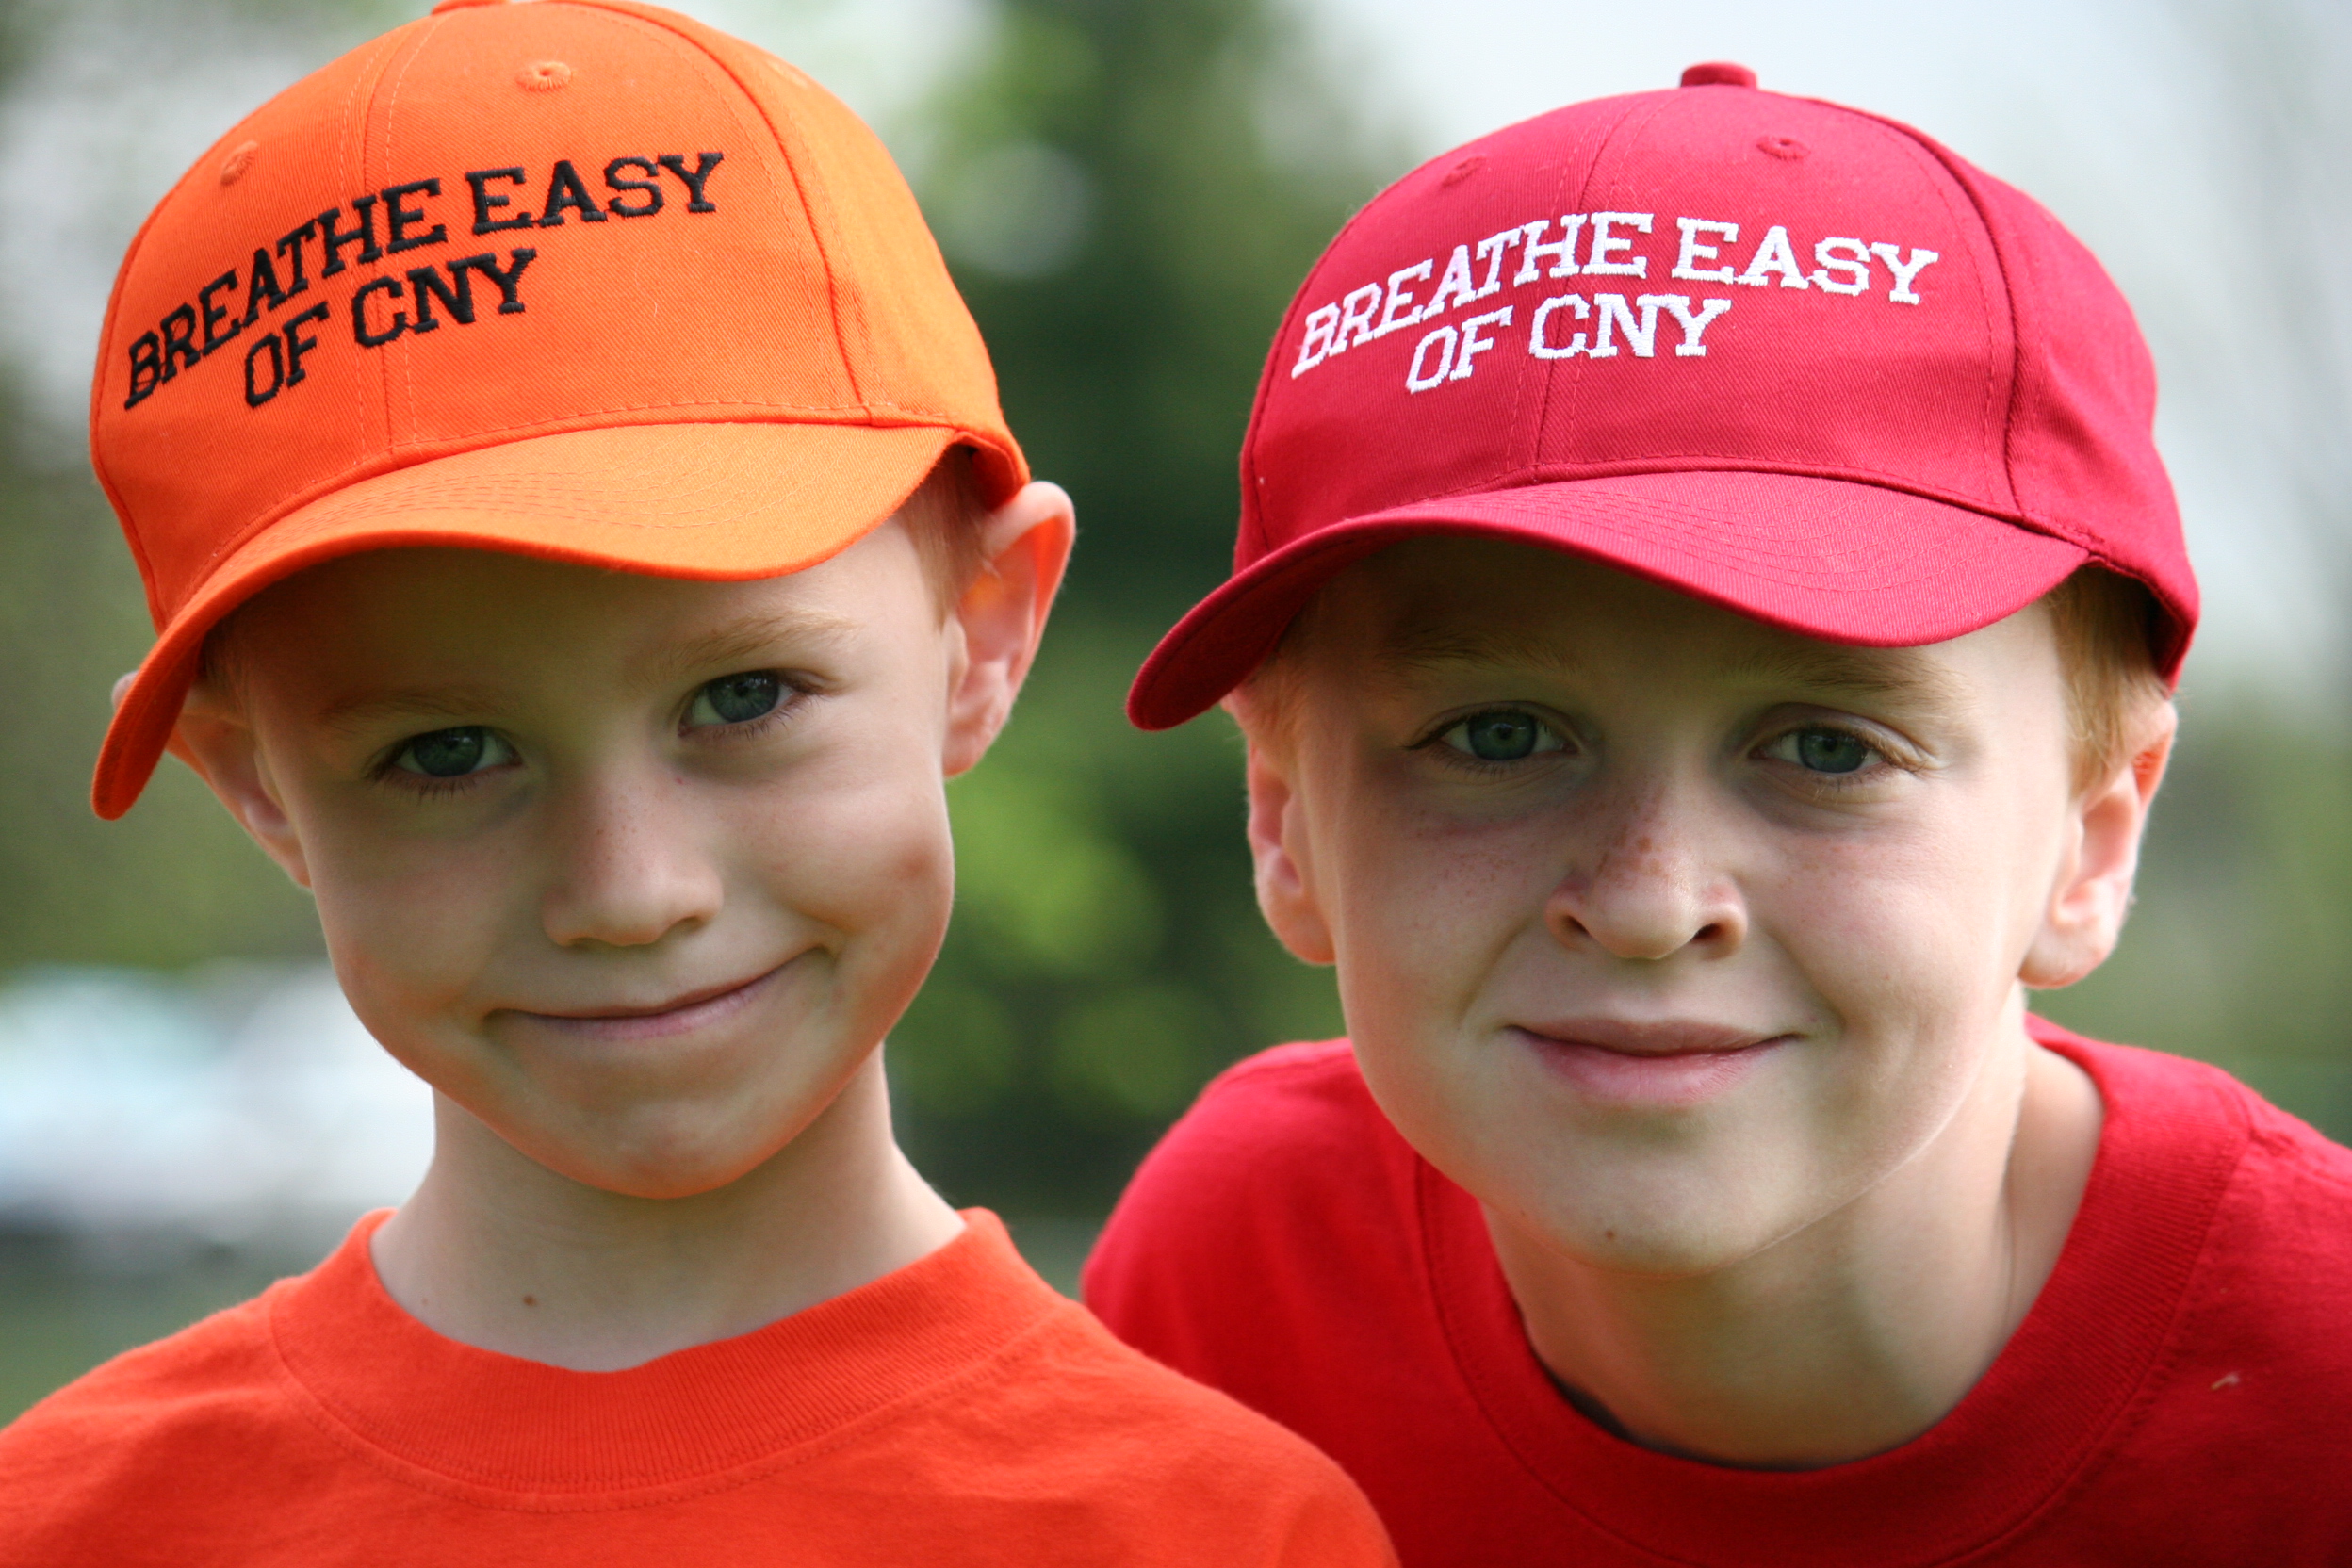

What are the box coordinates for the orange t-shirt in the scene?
[0,1210,1393,1565]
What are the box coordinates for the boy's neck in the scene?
[370,1057,965,1372]
[1484,999,2103,1470]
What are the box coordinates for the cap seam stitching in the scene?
[93,24,411,630]
[90,206,170,623]
[584,5,874,415]
[344,12,405,458]
[382,14,448,449]
[1532,92,1678,493]
[1247,94,1658,564]
[1827,103,2040,537]
[750,83,873,414]
[1838,108,2015,512]
[1240,128,1457,563]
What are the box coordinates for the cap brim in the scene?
[95,420,959,818]
[1128,470,2089,729]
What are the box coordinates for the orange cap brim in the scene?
[94,420,961,818]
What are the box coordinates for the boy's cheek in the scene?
[314,876,521,1081]
[1319,786,1544,931]
[307,818,531,974]
[729,767,957,939]
[1773,836,2034,1019]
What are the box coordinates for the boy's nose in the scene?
[537,774,724,950]
[1544,787,1746,962]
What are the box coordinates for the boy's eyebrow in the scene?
[318,684,514,733]
[316,609,866,732]
[1379,623,1585,677]
[1721,643,1969,706]
[643,607,863,687]
[1380,623,1968,706]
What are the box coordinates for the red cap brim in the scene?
[1128,471,2089,730]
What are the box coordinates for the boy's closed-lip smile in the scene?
[513,964,790,1043]
[1509,1019,1791,1107]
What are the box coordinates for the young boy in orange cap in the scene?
[0,3,1394,1561]
[1086,62,2352,1563]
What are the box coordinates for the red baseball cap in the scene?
[90,0,1025,818]
[1128,62,2196,730]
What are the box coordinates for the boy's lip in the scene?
[1509,1018,1793,1106]
[1512,1018,1785,1055]
[513,965,784,1041]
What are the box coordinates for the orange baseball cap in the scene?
[89,0,1026,819]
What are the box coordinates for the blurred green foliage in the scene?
[0,405,323,968]
[0,0,2345,1250]
[921,0,1393,614]
[872,0,1393,1207]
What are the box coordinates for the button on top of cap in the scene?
[1680,61,1758,89]
[430,0,510,12]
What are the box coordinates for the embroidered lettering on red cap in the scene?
[1290,205,1937,388]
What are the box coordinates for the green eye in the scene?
[1442,710,1562,763]
[393,727,508,778]
[689,671,782,727]
[1777,727,1873,774]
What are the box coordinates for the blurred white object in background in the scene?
[0,964,431,1249]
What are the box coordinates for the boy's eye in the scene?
[392,727,512,778]
[688,671,782,727]
[1440,710,1564,763]
[1765,727,1875,775]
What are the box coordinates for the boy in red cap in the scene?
[0,3,1394,1562]
[1086,63,2352,1563]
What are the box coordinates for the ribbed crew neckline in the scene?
[267,1210,1066,1498]
[1421,1025,2249,1566]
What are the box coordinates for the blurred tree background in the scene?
[0,0,2346,1266]
[888,0,1398,1208]
[2031,0,2352,1135]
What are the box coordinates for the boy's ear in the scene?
[1242,734,1336,966]
[2020,700,2177,989]
[940,480,1075,777]
[158,677,314,890]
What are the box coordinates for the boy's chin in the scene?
[477,1092,839,1201]
[1482,1154,1830,1281]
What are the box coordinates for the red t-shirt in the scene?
[1086,1021,2352,1565]
[0,1210,1395,1566]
